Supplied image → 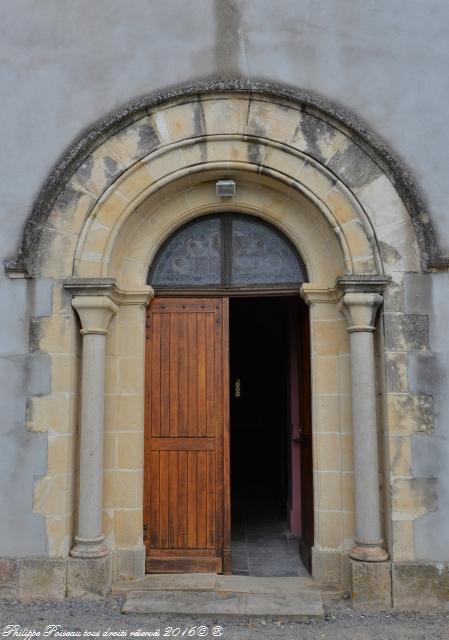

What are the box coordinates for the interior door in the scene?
[144,297,230,573]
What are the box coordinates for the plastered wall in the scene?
[1,1,449,563]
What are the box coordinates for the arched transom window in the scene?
[148,214,307,290]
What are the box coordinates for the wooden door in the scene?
[297,303,314,570]
[144,297,230,573]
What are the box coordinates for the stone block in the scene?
[389,436,412,476]
[382,281,404,313]
[384,314,429,352]
[315,357,338,394]
[392,562,449,611]
[350,559,392,610]
[0,558,19,599]
[115,509,141,547]
[385,352,409,393]
[317,511,343,549]
[391,478,438,517]
[315,433,340,471]
[113,547,146,582]
[316,395,340,433]
[67,555,112,598]
[327,139,382,190]
[387,393,433,435]
[391,521,415,562]
[103,470,139,509]
[312,548,342,586]
[18,558,66,602]
[317,472,342,510]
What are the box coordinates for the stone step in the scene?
[114,573,314,593]
[121,576,323,620]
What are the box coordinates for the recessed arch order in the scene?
[5,79,444,282]
[18,81,442,586]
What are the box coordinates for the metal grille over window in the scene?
[148,213,307,289]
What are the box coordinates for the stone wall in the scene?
[1,1,449,610]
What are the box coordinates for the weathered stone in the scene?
[382,281,404,313]
[350,560,392,610]
[384,314,430,352]
[67,555,112,598]
[290,112,347,163]
[387,394,434,435]
[391,478,438,517]
[123,589,324,620]
[0,558,18,599]
[112,548,145,581]
[116,572,216,592]
[312,549,342,586]
[113,548,146,582]
[18,558,66,602]
[327,140,382,189]
[385,353,409,393]
[392,562,449,611]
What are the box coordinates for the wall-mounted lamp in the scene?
[216,179,236,198]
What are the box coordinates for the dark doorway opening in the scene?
[229,296,312,577]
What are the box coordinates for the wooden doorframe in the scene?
[144,291,313,574]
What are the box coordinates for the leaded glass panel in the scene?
[148,214,307,288]
[150,217,221,286]
[231,218,303,285]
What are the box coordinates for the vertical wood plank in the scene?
[160,315,170,437]
[168,450,179,548]
[196,451,207,548]
[178,450,188,548]
[169,313,179,437]
[150,313,161,437]
[197,313,207,437]
[149,451,160,547]
[178,313,188,437]
[159,450,169,547]
[187,314,198,436]
[206,312,215,437]
[187,451,197,548]
[206,451,216,549]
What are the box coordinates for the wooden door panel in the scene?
[144,298,228,573]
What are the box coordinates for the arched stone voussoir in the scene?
[71,136,380,282]
[5,83,440,277]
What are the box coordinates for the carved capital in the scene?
[338,292,383,333]
[72,296,118,335]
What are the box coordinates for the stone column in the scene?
[70,295,118,558]
[338,290,389,562]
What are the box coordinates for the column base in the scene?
[70,535,109,559]
[350,558,392,610]
[349,543,389,562]
[67,554,112,598]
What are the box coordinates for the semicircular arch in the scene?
[7,85,429,280]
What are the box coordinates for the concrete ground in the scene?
[1,596,448,640]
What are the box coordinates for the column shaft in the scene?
[77,333,106,544]
[70,295,118,559]
[339,291,389,562]
[349,329,383,547]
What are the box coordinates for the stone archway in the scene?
[17,84,433,597]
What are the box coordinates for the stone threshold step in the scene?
[122,589,323,620]
[114,573,315,594]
